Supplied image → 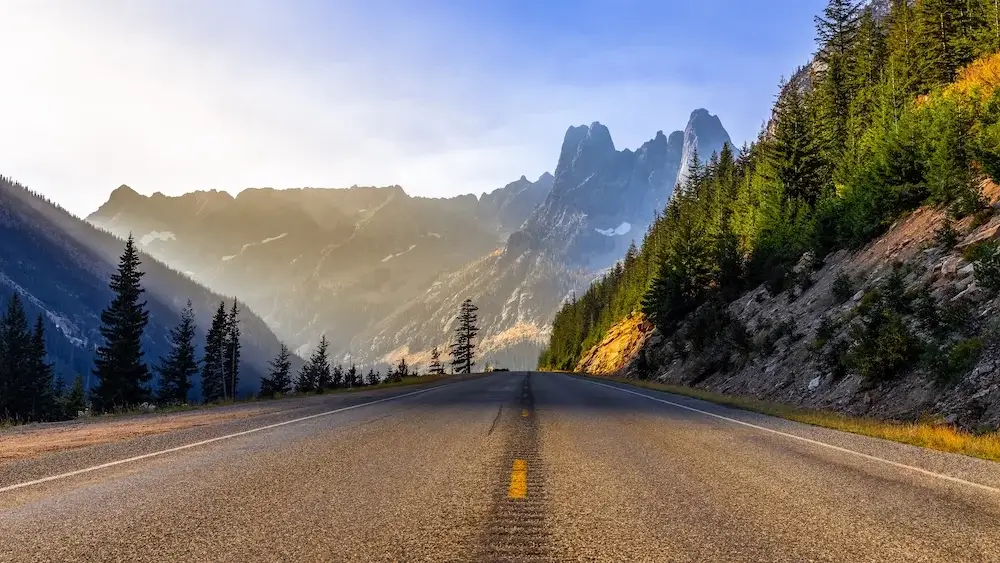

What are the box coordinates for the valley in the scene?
[86,111,730,372]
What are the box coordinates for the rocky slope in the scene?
[0,176,297,396]
[578,184,1000,430]
[88,110,730,369]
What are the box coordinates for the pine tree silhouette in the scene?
[223,300,241,399]
[429,346,445,375]
[157,301,198,404]
[92,235,151,412]
[450,299,479,374]
[201,301,228,403]
[260,343,293,397]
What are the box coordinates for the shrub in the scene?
[686,303,729,354]
[832,272,854,304]
[913,287,941,333]
[847,270,921,382]
[948,337,984,376]
[848,310,920,381]
[972,240,1000,293]
[813,315,838,349]
[940,298,975,337]
[934,214,959,249]
[825,339,851,381]
[925,337,985,383]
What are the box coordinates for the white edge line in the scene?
[0,385,442,494]
[579,377,1000,495]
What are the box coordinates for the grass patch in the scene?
[580,374,1000,463]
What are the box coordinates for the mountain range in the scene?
[85,109,731,370]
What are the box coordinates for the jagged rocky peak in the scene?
[679,109,732,183]
[556,122,616,181]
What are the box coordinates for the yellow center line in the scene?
[508,459,527,499]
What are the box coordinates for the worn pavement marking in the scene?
[508,458,528,499]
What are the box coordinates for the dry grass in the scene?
[580,375,1000,463]
[0,374,466,462]
[0,410,266,462]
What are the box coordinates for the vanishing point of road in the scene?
[2,372,999,562]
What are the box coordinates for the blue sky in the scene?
[0,0,826,216]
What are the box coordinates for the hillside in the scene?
[544,2,1000,430]
[0,176,299,396]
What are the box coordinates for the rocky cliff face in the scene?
[88,109,730,370]
[0,177,297,395]
[521,110,731,270]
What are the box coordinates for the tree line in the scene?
[0,235,251,421]
[541,0,1000,370]
[259,297,480,396]
[0,232,485,423]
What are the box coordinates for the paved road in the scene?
[2,372,1000,562]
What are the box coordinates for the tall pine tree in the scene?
[814,0,863,159]
[223,299,241,399]
[259,343,292,397]
[201,301,228,403]
[450,299,479,374]
[156,301,198,404]
[0,294,30,420]
[27,315,55,421]
[92,235,151,412]
[297,335,329,393]
[428,346,445,375]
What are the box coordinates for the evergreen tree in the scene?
[223,299,241,400]
[295,362,317,393]
[847,6,889,149]
[63,375,86,419]
[259,343,292,397]
[450,299,479,374]
[201,301,228,403]
[302,335,331,392]
[92,235,151,412]
[329,362,342,389]
[428,346,445,375]
[772,79,827,205]
[27,315,55,421]
[393,357,409,382]
[814,0,863,157]
[915,0,977,90]
[0,294,30,420]
[346,363,359,387]
[366,367,379,386]
[642,234,712,331]
[156,301,198,404]
[885,0,921,108]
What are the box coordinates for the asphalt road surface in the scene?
[3,372,1000,562]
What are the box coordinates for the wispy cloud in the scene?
[0,0,823,216]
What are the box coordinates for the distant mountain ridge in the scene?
[88,109,730,369]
